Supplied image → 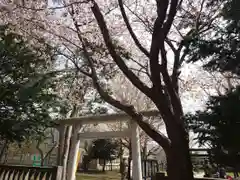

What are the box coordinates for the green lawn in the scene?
[76,171,121,180]
[227,172,235,177]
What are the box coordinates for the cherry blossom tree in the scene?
[110,75,163,156]
[109,75,163,179]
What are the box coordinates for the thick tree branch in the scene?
[162,0,179,38]
[91,1,152,97]
[171,28,195,91]
[147,1,180,122]
[88,50,170,151]
[161,67,183,122]
[71,17,170,152]
[158,42,183,121]
[118,0,150,58]
[171,51,181,92]
[165,38,177,53]
[149,0,169,91]
[67,5,170,151]
[90,47,171,152]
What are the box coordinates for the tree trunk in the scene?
[102,159,106,172]
[127,140,132,180]
[42,143,57,165]
[20,154,23,164]
[36,140,44,167]
[110,160,112,171]
[0,140,8,163]
[119,139,124,173]
[142,145,147,160]
[3,145,8,164]
[83,155,91,172]
[234,168,239,178]
[165,123,194,180]
[127,153,132,180]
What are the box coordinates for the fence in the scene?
[152,173,226,180]
[0,165,62,180]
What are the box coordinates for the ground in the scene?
[76,171,120,180]
[75,171,237,179]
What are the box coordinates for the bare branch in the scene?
[149,0,169,92]
[123,5,153,33]
[159,43,183,120]
[91,1,152,97]
[162,0,179,38]
[118,0,150,58]
[195,0,206,30]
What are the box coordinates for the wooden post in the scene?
[62,125,73,180]
[57,125,66,166]
[55,166,63,180]
[68,124,81,180]
[131,120,142,180]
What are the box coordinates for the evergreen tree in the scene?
[186,87,240,175]
[91,139,119,172]
[185,0,240,176]
[0,25,65,142]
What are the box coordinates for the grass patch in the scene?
[227,172,235,177]
[76,171,120,180]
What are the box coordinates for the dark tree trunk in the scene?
[165,121,194,180]
[127,156,132,180]
[234,168,239,178]
[83,156,91,172]
[0,140,8,163]
[102,159,106,172]
[110,160,113,171]
[166,142,193,180]
[36,140,44,167]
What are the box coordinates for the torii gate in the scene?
[57,110,159,180]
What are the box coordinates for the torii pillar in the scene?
[131,120,142,180]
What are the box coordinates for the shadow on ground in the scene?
[76,171,121,180]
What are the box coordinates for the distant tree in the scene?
[35,128,58,166]
[82,141,94,172]
[0,25,65,143]
[91,139,119,172]
[186,86,240,177]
